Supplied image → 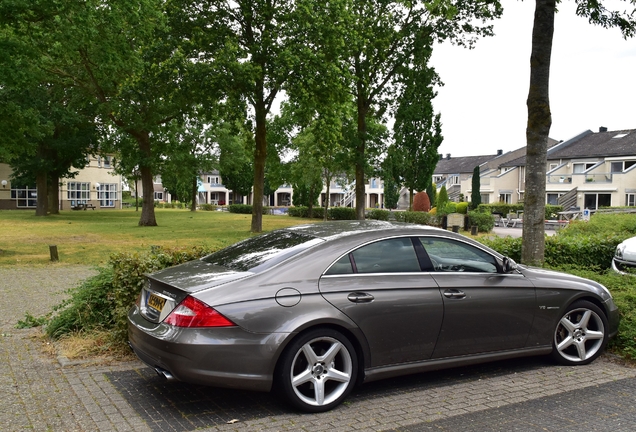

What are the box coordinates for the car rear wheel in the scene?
[277,328,358,412]
[551,300,608,366]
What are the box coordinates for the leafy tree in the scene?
[339,0,503,220]
[437,185,449,211]
[217,123,254,199]
[522,0,636,265]
[390,43,443,211]
[1,0,205,226]
[191,0,315,232]
[427,182,437,209]
[471,166,481,210]
[160,115,217,211]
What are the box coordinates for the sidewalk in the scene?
[1,266,635,431]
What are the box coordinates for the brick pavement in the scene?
[1,266,635,431]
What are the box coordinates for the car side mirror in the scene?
[502,257,518,273]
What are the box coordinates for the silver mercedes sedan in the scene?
[128,220,619,412]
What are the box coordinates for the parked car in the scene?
[128,220,619,412]
[612,235,636,275]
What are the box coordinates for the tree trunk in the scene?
[355,89,367,220]
[251,99,267,233]
[522,0,555,266]
[35,170,48,216]
[137,132,158,226]
[48,175,59,214]
[190,176,197,212]
[324,169,331,221]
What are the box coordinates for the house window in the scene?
[11,184,37,208]
[371,178,377,188]
[498,193,512,204]
[154,191,164,201]
[548,163,558,171]
[67,182,90,206]
[207,176,220,185]
[103,156,112,168]
[584,193,611,210]
[97,183,117,207]
[546,193,562,205]
[626,194,636,207]
[480,194,490,204]
[573,162,595,173]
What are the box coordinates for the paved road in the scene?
[1,266,635,432]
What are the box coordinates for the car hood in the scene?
[618,236,636,261]
[147,259,252,293]
[518,265,612,300]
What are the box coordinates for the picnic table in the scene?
[71,203,96,210]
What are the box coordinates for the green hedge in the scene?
[228,204,270,214]
[287,206,326,218]
[367,209,391,221]
[477,203,563,220]
[46,246,214,345]
[199,204,218,211]
[479,233,623,270]
[468,210,495,232]
[328,207,357,220]
[393,211,438,226]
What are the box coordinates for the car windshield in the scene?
[202,231,323,273]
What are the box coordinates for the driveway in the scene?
[1,266,635,431]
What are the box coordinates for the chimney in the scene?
[497,149,503,156]
[599,126,608,132]
[446,153,451,160]
[438,153,443,160]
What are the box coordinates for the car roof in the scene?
[283,220,447,241]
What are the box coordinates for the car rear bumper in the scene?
[127,306,288,392]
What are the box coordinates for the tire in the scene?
[551,300,608,366]
[276,328,358,413]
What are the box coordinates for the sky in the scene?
[430,1,636,157]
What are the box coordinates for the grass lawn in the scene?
[0,208,314,266]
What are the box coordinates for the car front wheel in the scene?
[551,300,608,366]
[277,328,358,412]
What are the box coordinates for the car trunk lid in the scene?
[138,259,252,323]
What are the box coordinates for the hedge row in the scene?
[477,203,563,220]
[228,204,271,214]
[288,206,357,220]
[479,233,623,270]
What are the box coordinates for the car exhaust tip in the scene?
[154,367,174,380]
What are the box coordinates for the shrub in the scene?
[46,246,215,346]
[46,267,116,339]
[477,203,563,220]
[393,211,438,226]
[328,207,357,220]
[456,202,469,214]
[478,233,622,270]
[367,209,390,221]
[228,204,270,215]
[468,210,495,232]
[199,204,218,211]
[287,206,325,218]
[412,192,431,212]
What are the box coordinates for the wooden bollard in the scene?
[49,245,59,262]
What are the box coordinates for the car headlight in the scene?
[616,243,626,259]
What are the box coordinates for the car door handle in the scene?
[443,289,466,299]
[347,292,375,303]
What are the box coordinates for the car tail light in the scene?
[164,296,237,328]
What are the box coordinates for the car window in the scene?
[350,238,421,274]
[418,237,498,273]
[202,231,323,273]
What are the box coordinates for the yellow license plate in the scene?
[147,293,166,312]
